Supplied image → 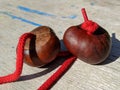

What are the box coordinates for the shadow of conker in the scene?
[18,40,72,82]
[99,33,120,65]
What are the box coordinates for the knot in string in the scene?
[81,8,99,35]
[81,20,98,34]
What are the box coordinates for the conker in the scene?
[63,8,111,64]
[24,26,60,67]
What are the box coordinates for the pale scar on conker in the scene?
[24,26,60,67]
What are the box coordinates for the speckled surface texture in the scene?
[0,0,120,90]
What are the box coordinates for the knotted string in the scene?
[81,8,98,34]
[0,33,33,84]
[0,8,98,90]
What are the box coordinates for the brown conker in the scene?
[24,26,60,67]
[63,8,111,64]
[63,26,111,64]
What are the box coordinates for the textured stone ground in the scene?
[0,0,120,90]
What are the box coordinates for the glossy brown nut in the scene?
[63,25,111,64]
[24,26,60,67]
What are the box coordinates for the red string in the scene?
[57,51,72,57]
[81,8,98,34]
[81,8,88,22]
[38,56,76,90]
[0,33,77,90]
[0,33,34,84]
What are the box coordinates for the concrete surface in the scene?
[0,0,120,90]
